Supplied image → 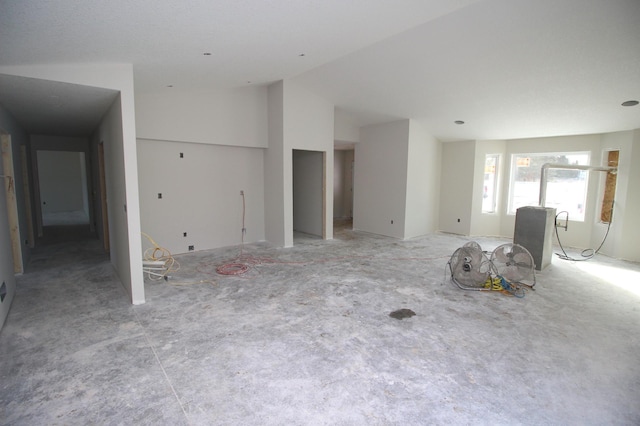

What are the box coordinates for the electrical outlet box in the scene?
[158,193,162,199]
[183,232,187,237]
[0,281,6,302]
[188,245,194,251]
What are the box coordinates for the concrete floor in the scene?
[1,223,639,425]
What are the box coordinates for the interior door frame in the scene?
[1,132,24,273]
[98,142,110,252]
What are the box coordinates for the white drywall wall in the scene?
[293,150,324,236]
[470,140,506,236]
[265,81,286,247]
[334,109,360,143]
[284,80,334,244]
[37,151,86,215]
[135,86,268,148]
[354,120,409,238]
[137,139,265,254]
[592,131,632,259]
[404,120,440,238]
[438,140,475,235]
[266,80,334,247]
[613,130,640,261]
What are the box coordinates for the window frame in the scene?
[507,151,591,221]
[482,153,500,214]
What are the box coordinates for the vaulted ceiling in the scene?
[1,0,639,140]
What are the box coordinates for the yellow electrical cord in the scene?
[141,232,180,280]
[141,232,216,286]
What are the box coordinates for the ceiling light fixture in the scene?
[454,120,465,125]
[299,53,306,57]
[203,52,212,56]
[621,100,638,107]
[166,85,173,88]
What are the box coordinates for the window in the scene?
[508,152,590,221]
[482,154,500,213]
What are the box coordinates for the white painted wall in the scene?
[404,120,441,238]
[137,139,265,254]
[293,150,324,236]
[37,151,87,219]
[95,94,144,303]
[438,140,475,235]
[354,120,409,238]
[600,129,640,262]
[619,129,640,261]
[265,81,286,247]
[470,140,506,236]
[266,80,334,247]
[135,86,268,148]
[334,109,360,143]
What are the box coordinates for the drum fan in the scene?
[490,243,536,288]
[448,242,491,291]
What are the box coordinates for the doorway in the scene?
[292,149,325,239]
[333,148,354,234]
[37,150,90,226]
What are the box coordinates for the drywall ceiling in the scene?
[0,0,639,140]
[295,0,640,140]
[0,74,118,137]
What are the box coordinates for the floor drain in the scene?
[389,309,416,320]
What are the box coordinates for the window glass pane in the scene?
[509,152,589,221]
[482,154,499,213]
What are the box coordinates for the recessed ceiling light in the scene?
[166,85,173,88]
[203,52,212,56]
[454,120,465,125]
[299,53,306,57]
[621,100,639,107]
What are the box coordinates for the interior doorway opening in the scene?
[292,149,325,241]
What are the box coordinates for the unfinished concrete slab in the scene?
[1,226,639,425]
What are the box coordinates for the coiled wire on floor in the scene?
[142,232,180,280]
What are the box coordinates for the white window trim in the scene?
[507,151,590,221]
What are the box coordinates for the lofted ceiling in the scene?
[0,0,639,140]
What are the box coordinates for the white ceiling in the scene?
[0,0,639,140]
